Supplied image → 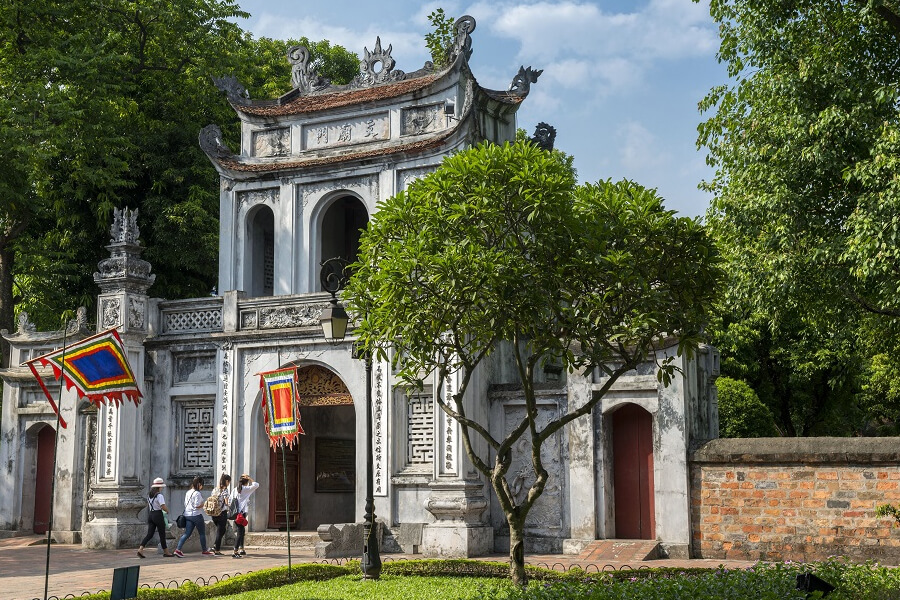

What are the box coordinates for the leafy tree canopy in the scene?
[345,139,720,584]
[716,376,780,438]
[697,0,900,433]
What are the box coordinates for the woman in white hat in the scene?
[137,477,174,558]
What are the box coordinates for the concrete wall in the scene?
[691,437,900,564]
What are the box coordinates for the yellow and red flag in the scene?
[260,367,305,448]
[26,328,142,428]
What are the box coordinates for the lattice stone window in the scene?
[395,387,434,473]
[175,398,215,474]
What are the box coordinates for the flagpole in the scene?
[43,317,68,600]
[281,442,292,579]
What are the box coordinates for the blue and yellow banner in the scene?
[260,367,305,448]
[26,328,142,428]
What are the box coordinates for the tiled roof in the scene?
[217,131,454,174]
[478,88,526,105]
[235,76,439,117]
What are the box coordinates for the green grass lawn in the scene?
[215,574,516,600]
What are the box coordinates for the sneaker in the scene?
[238,550,246,556]
[173,550,184,558]
[201,550,214,556]
[213,550,223,556]
[232,553,241,558]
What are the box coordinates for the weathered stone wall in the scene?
[691,438,900,564]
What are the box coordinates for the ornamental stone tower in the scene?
[82,208,155,548]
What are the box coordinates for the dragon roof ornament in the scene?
[509,66,543,96]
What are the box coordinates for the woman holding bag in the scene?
[230,473,259,558]
[210,474,232,555]
[173,476,213,557]
[137,477,174,558]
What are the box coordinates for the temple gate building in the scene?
[0,17,720,559]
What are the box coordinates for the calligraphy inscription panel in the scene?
[301,112,389,150]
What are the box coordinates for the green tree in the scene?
[424,8,456,68]
[345,140,720,585]
[715,376,780,437]
[2,0,360,348]
[697,0,900,432]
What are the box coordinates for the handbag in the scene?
[235,512,248,527]
[176,513,186,529]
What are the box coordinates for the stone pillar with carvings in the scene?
[421,368,493,557]
[82,207,155,548]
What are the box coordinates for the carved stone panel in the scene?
[101,297,122,329]
[252,127,291,157]
[237,188,279,211]
[128,297,145,330]
[302,112,389,150]
[400,103,444,136]
[502,400,565,533]
[397,166,438,192]
[256,304,327,329]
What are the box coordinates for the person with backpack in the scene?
[137,477,174,558]
[173,476,213,557]
[206,473,231,555]
[230,473,259,558]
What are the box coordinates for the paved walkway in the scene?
[0,536,754,600]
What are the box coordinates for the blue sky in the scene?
[234,0,727,217]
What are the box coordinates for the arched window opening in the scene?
[320,196,368,290]
[247,205,275,297]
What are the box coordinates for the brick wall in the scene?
[690,438,900,563]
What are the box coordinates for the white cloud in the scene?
[617,121,667,172]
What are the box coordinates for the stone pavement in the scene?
[0,536,755,600]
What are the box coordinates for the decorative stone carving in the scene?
[301,113,389,150]
[400,104,443,136]
[397,166,437,192]
[16,312,36,334]
[101,297,122,329]
[65,306,89,334]
[508,66,543,96]
[163,307,223,333]
[530,122,557,151]
[288,45,331,93]
[94,207,155,295]
[110,208,140,244]
[240,310,258,329]
[296,365,353,406]
[354,37,405,86]
[257,304,326,329]
[199,124,234,159]
[448,16,476,65]
[252,127,291,157]
[300,174,378,201]
[237,188,279,211]
[211,74,250,105]
[128,297,145,330]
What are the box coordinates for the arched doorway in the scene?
[246,204,275,297]
[33,426,56,534]
[267,365,356,530]
[319,195,368,289]
[612,403,655,539]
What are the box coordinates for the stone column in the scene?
[562,367,596,554]
[422,368,493,557]
[82,208,155,548]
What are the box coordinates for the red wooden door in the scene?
[33,426,55,534]
[268,443,301,529]
[612,404,655,539]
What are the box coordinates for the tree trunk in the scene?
[0,245,14,367]
[507,514,527,587]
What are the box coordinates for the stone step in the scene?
[243,530,319,549]
[577,540,660,562]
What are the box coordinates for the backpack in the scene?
[204,490,223,516]
[227,495,240,520]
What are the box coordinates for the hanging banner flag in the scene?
[260,367,305,449]
[26,328,143,429]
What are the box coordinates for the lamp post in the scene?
[319,258,382,580]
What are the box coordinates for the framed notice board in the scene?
[315,437,356,493]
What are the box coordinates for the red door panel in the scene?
[612,404,655,539]
[34,427,55,534]
[268,443,301,529]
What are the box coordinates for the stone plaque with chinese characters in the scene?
[302,112,389,150]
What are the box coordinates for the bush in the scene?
[716,376,780,437]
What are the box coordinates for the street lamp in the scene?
[318,257,381,580]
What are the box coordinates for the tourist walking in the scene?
[209,474,232,555]
[137,477,173,558]
[174,476,213,557]
[230,473,259,558]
